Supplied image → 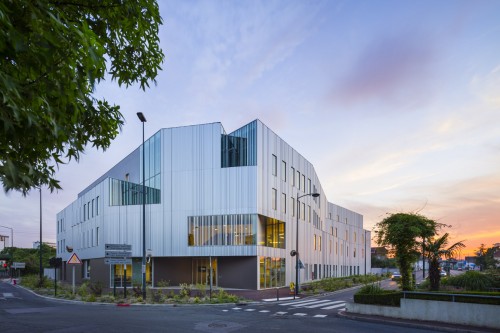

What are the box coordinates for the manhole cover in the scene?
[208,323,228,328]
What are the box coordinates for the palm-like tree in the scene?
[424,233,465,291]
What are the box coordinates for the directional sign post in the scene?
[105,251,132,258]
[105,244,132,298]
[105,244,132,251]
[104,258,132,265]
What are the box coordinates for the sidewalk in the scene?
[339,310,498,333]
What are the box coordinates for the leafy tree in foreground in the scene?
[0,0,164,194]
[424,233,464,291]
[375,212,438,290]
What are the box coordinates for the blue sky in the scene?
[1,0,499,254]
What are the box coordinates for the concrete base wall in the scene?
[347,299,500,329]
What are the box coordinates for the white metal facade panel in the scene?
[57,120,370,288]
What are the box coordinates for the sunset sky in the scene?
[1,0,499,256]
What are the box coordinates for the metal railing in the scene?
[402,291,500,302]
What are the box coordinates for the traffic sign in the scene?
[67,253,82,264]
[105,251,132,258]
[12,262,25,269]
[105,258,132,265]
[105,244,132,251]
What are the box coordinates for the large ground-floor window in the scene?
[110,259,151,287]
[259,257,286,289]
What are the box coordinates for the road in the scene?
[0,280,443,333]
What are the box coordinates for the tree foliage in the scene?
[0,244,56,275]
[0,0,164,194]
[476,244,499,270]
[424,233,465,291]
[375,212,438,290]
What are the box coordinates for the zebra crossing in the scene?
[279,298,346,311]
[222,298,346,318]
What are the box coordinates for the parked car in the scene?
[440,270,447,277]
[391,271,402,281]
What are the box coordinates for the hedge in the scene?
[353,292,402,307]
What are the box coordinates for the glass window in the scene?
[313,234,317,250]
[308,178,311,194]
[308,205,311,223]
[96,196,99,216]
[272,155,277,176]
[272,188,277,210]
[221,120,257,168]
[301,174,305,191]
[296,170,300,188]
[291,167,295,186]
[319,236,322,252]
[291,197,295,217]
[281,193,286,213]
[92,199,94,217]
[96,227,99,246]
[281,161,286,181]
[83,204,86,221]
[301,202,305,220]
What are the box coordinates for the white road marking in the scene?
[279,298,319,306]
[305,300,344,308]
[293,313,307,316]
[321,303,346,310]
[314,314,327,318]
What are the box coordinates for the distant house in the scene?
[371,247,388,260]
[33,241,56,249]
[464,256,477,264]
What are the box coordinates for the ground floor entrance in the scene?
[192,257,217,287]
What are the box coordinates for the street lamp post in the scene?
[39,187,43,285]
[137,112,147,300]
[295,192,319,297]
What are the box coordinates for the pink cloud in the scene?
[331,32,437,109]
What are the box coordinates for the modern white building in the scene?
[56,120,371,290]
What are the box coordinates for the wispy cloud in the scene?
[330,31,437,110]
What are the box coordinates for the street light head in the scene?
[136,112,147,122]
[311,193,320,198]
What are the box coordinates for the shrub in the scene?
[210,288,240,303]
[443,271,494,291]
[78,281,89,297]
[354,291,402,306]
[157,279,170,287]
[358,283,385,295]
[195,283,207,297]
[89,281,103,296]
[179,283,192,298]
